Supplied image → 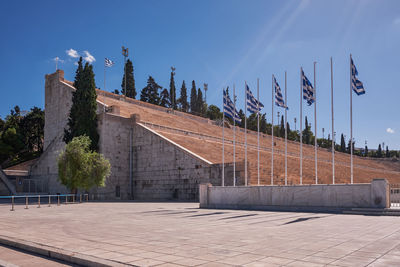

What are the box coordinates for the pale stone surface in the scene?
[203,179,389,210]
[30,71,231,200]
[0,244,74,266]
[1,202,400,266]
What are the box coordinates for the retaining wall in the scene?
[200,179,390,211]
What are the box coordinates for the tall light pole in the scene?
[277,111,280,126]
[122,46,129,96]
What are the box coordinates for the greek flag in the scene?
[105,58,114,67]
[301,69,314,106]
[246,84,264,114]
[274,76,287,109]
[223,88,241,124]
[351,57,365,95]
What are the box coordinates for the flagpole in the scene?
[300,68,303,185]
[350,54,353,184]
[331,57,335,184]
[245,82,248,186]
[222,90,225,187]
[314,62,318,184]
[233,83,236,187]
[285,72,288,185]
[271,75,274,185]
[257,78,260,186]
[104,60,106,92]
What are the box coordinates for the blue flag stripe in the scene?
[351,57,365,95]
[246,85,264,114]
[301,70,315,106]
[274,76,287,109]
[223,89,241,123]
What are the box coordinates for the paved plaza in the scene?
[0,244,75,267]
[0,202,400,266]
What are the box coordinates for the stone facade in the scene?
[29,70,232,200]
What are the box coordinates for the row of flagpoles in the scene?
[221,55,365,186]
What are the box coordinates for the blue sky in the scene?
[0,0,399,150]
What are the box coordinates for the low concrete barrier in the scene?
[200,179,390,211]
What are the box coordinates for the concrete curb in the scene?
[0,235,137,267]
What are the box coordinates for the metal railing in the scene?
[0,194,89,211]
[390,184,400,207]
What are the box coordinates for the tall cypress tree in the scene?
[190,80,197,114]
[279,115,285,138]
[303,116,312,144]
[365,144,368,157]
[140,76,161,105]
[178,80,188,112]
[377,144,382,158]
[340,134,346,152]
[197,88,204,116]
[169,67,177,109]
[121,59,136,98]
[64,58,99,151]
[386,146,390,157]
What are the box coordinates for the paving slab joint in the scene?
[0,235,137,267]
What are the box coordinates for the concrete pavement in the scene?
[0,244,77,267]
[0,202,400,266]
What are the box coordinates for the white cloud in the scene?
[74,62,79,66]
[83,50,95,63]
[66,48,79,58]
[387,128,395,134]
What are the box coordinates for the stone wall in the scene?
[131,124,224,201]
[30,70,73,194]
[0,179,10,195]
[200,179,390,210]
[92,113,135,200]
[0,169,15,195]
[30,70,233,200]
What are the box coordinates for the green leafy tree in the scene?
[0,117,4,131]
[4,106,22,131]
[64,57,99,151]
[113,89,120,95]
[237,109,245,128]
[121,59,136,98]
[58,136,110,192]
[169,67,177,109]
[206,105,222,120]
[20,107,44,152]
[386,146,390,158]
[190,81,197,113]
[178,81,188,112]
[0,127,24,161]
[159,89,170,107]
[260,113,267,133]
[247,113,257,131]
[140,76,161,105]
